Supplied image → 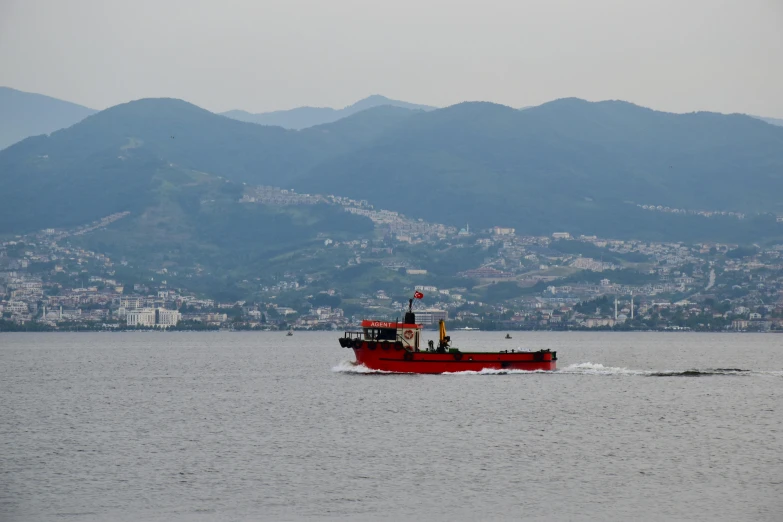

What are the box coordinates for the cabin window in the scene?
[363,328,397,341]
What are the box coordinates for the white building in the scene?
[126,308,180,328]
[6,301,29,314]
[120,297,144,310]
[126,309,156,327]
[491,227,515,236]
[584,317,616,328]
[415,309,448,325]
[156,309,180,327]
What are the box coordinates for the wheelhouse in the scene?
[360,320,422,350]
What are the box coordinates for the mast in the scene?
[404,298,415,324]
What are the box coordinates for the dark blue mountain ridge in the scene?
[0,97,419,233]
[0,86,97,150]
[221,94,436,129]
[295,97,783,240]
[2,95,783,243]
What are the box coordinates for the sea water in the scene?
[1,331,781,521]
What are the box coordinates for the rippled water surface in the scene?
[1,332,782,521]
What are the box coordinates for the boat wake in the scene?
[555,362,648,376]
[442,368,549,376]
[331,361,405,374]
[558,362,783,377]
[332,360,782,377]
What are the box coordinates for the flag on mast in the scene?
[413,291,424,299]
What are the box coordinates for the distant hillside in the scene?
[297,98,783,241]
[221,94,436,129]
[3,95,783,244]
[753,115,783,127]
[0,98,415,233]
[0,87,96,150]
[70,171,373,300]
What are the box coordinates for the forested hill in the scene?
[2,95,783,243]
[297,98,783,241]
[0,98,415,233]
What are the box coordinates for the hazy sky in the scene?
[1,0,782,116]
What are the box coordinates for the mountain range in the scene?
[756,116,783,127]
[2,93,783,246]
[0,98,418,233]
[220,94,436,129]
[297,99,783,241]
[0,87,97,150]
[3,84,781,148]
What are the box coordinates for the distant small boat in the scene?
[286,329,294,336]
[505,333,512,339]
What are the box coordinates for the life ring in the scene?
[403,351,413,361]
[453,351,463,361]
[403,330,414,340]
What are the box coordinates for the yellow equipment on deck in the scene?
[438,319,451,351]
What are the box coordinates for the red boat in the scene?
[338,298,556,373]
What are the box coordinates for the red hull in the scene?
[352,341,556,374]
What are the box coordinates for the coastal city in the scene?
[4,6,783,521]
[2,185,782,333]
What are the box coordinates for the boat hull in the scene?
[351,341,556,373]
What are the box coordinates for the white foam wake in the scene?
[442,368,548,376]
[557,362,648,376]
[557,363,779,377]
[331,361,401,374]
[331,360,780,377]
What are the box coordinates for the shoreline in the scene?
[1,328,780,334]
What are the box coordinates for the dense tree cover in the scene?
[0,99,412,234]
[169,321,220,331]
[309,293,342,308]
[725,246,760,259]
[395,242,491,275]
[574,295,616,315]
[298,99,783,242]
[481,281,535,301]
[74,182,373,295]
[0,319,54,332]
